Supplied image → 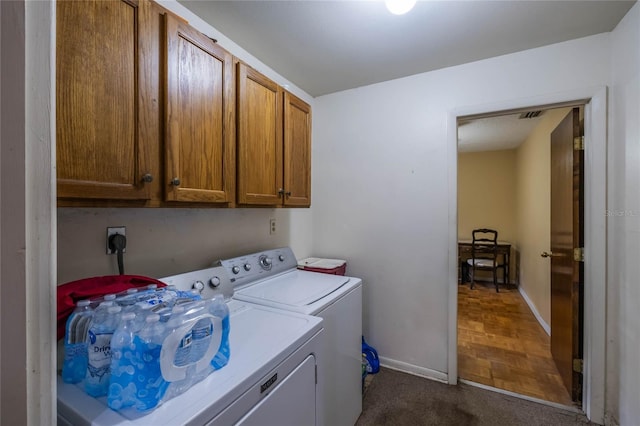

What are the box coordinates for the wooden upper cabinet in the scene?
[165,15,235,204]
[236,65,312,207]
[236,63,284,205]
[56,0,153,200]
[283,92,311,207]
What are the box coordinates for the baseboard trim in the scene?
[379,356,448,383]
[518,285,551,335]
[459,379,582,414]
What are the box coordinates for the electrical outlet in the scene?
[106,227,126,254]
[270,218,276,235]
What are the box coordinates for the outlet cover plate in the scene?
[106,227,126,254]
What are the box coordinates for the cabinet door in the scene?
[57,0,152,200]
[165,16,235,203]
[237,63,283,205]
[283,92,311,207]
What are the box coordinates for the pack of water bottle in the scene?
[61,285,231,413]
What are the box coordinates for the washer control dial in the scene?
[193,281,205,292]
[232,266,240,274]
[244,263,252,271]
[209,276,221,288]
[259,255,272,270]
[278,254,285,262]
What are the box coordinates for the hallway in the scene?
[457,282,574,406]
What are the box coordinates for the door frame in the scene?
[446,87,607,423]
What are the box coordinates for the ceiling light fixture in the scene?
[385,0,417,15]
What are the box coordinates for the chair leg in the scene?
[470,266,474,289]
[494,270,499,292]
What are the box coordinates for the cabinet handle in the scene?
[277,188,284,197]
[141,173,153,183]
[285,191,291,197]
[170,177,181,186]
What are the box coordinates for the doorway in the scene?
[446,87,607,422]
[456,106,579,406]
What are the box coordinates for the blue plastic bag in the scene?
[362,336,380,374]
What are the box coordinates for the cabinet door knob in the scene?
[170,177,181,186]
[277,188,284,197]
[285,191,291,197]
[141,173,153,183]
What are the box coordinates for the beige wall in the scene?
[515,107,571,328]
[458,150,517,243]
[458,150,517,282]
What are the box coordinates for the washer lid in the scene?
[236,270,351,307]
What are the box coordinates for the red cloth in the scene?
[57,275,166,340]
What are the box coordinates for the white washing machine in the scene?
[57,265,324,426]
[219,247,363,426]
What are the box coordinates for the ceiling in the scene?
[179,0,635,98]
[178,0,634,151]
[457,110,546,152]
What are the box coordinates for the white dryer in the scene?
[57,266,324,426]
[219,247,363,426]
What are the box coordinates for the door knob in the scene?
[541,251,553,258]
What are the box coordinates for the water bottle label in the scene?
[67,313,92,344]
[87,331,113,371]
[174,331,192,367]
[192,322,212,340]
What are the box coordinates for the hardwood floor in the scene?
[457,281,574,406]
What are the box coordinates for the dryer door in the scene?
[236,355,317,426]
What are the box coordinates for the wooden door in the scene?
[165,15,235,204]
[237,63,283,205]
[56,0,152,200]
[283,92,311,207]
[550,107,584,402]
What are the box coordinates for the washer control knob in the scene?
[244,263,252,271]
[278,255,285,262]
[232,266,240,274]
[209,276,221,288]
[260,257,272,268]
[193,281,205,292]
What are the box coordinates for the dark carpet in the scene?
[356,368,594,426]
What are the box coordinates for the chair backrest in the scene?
[471,228,498,261]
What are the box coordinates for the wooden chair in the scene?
[466,228,502,292]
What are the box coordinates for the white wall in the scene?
[1,1,56,424]
[1,2,28,423]
[607,3,640,425]
[312,35,611,378]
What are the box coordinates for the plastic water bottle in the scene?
[136,287,177,310]
[107,312,139,410]
[90,293,116,309]
[209,296,230,370]
[133,313,168,411]
[116,288,139,309]
[85,305,121,397]
[61,300,93,383]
